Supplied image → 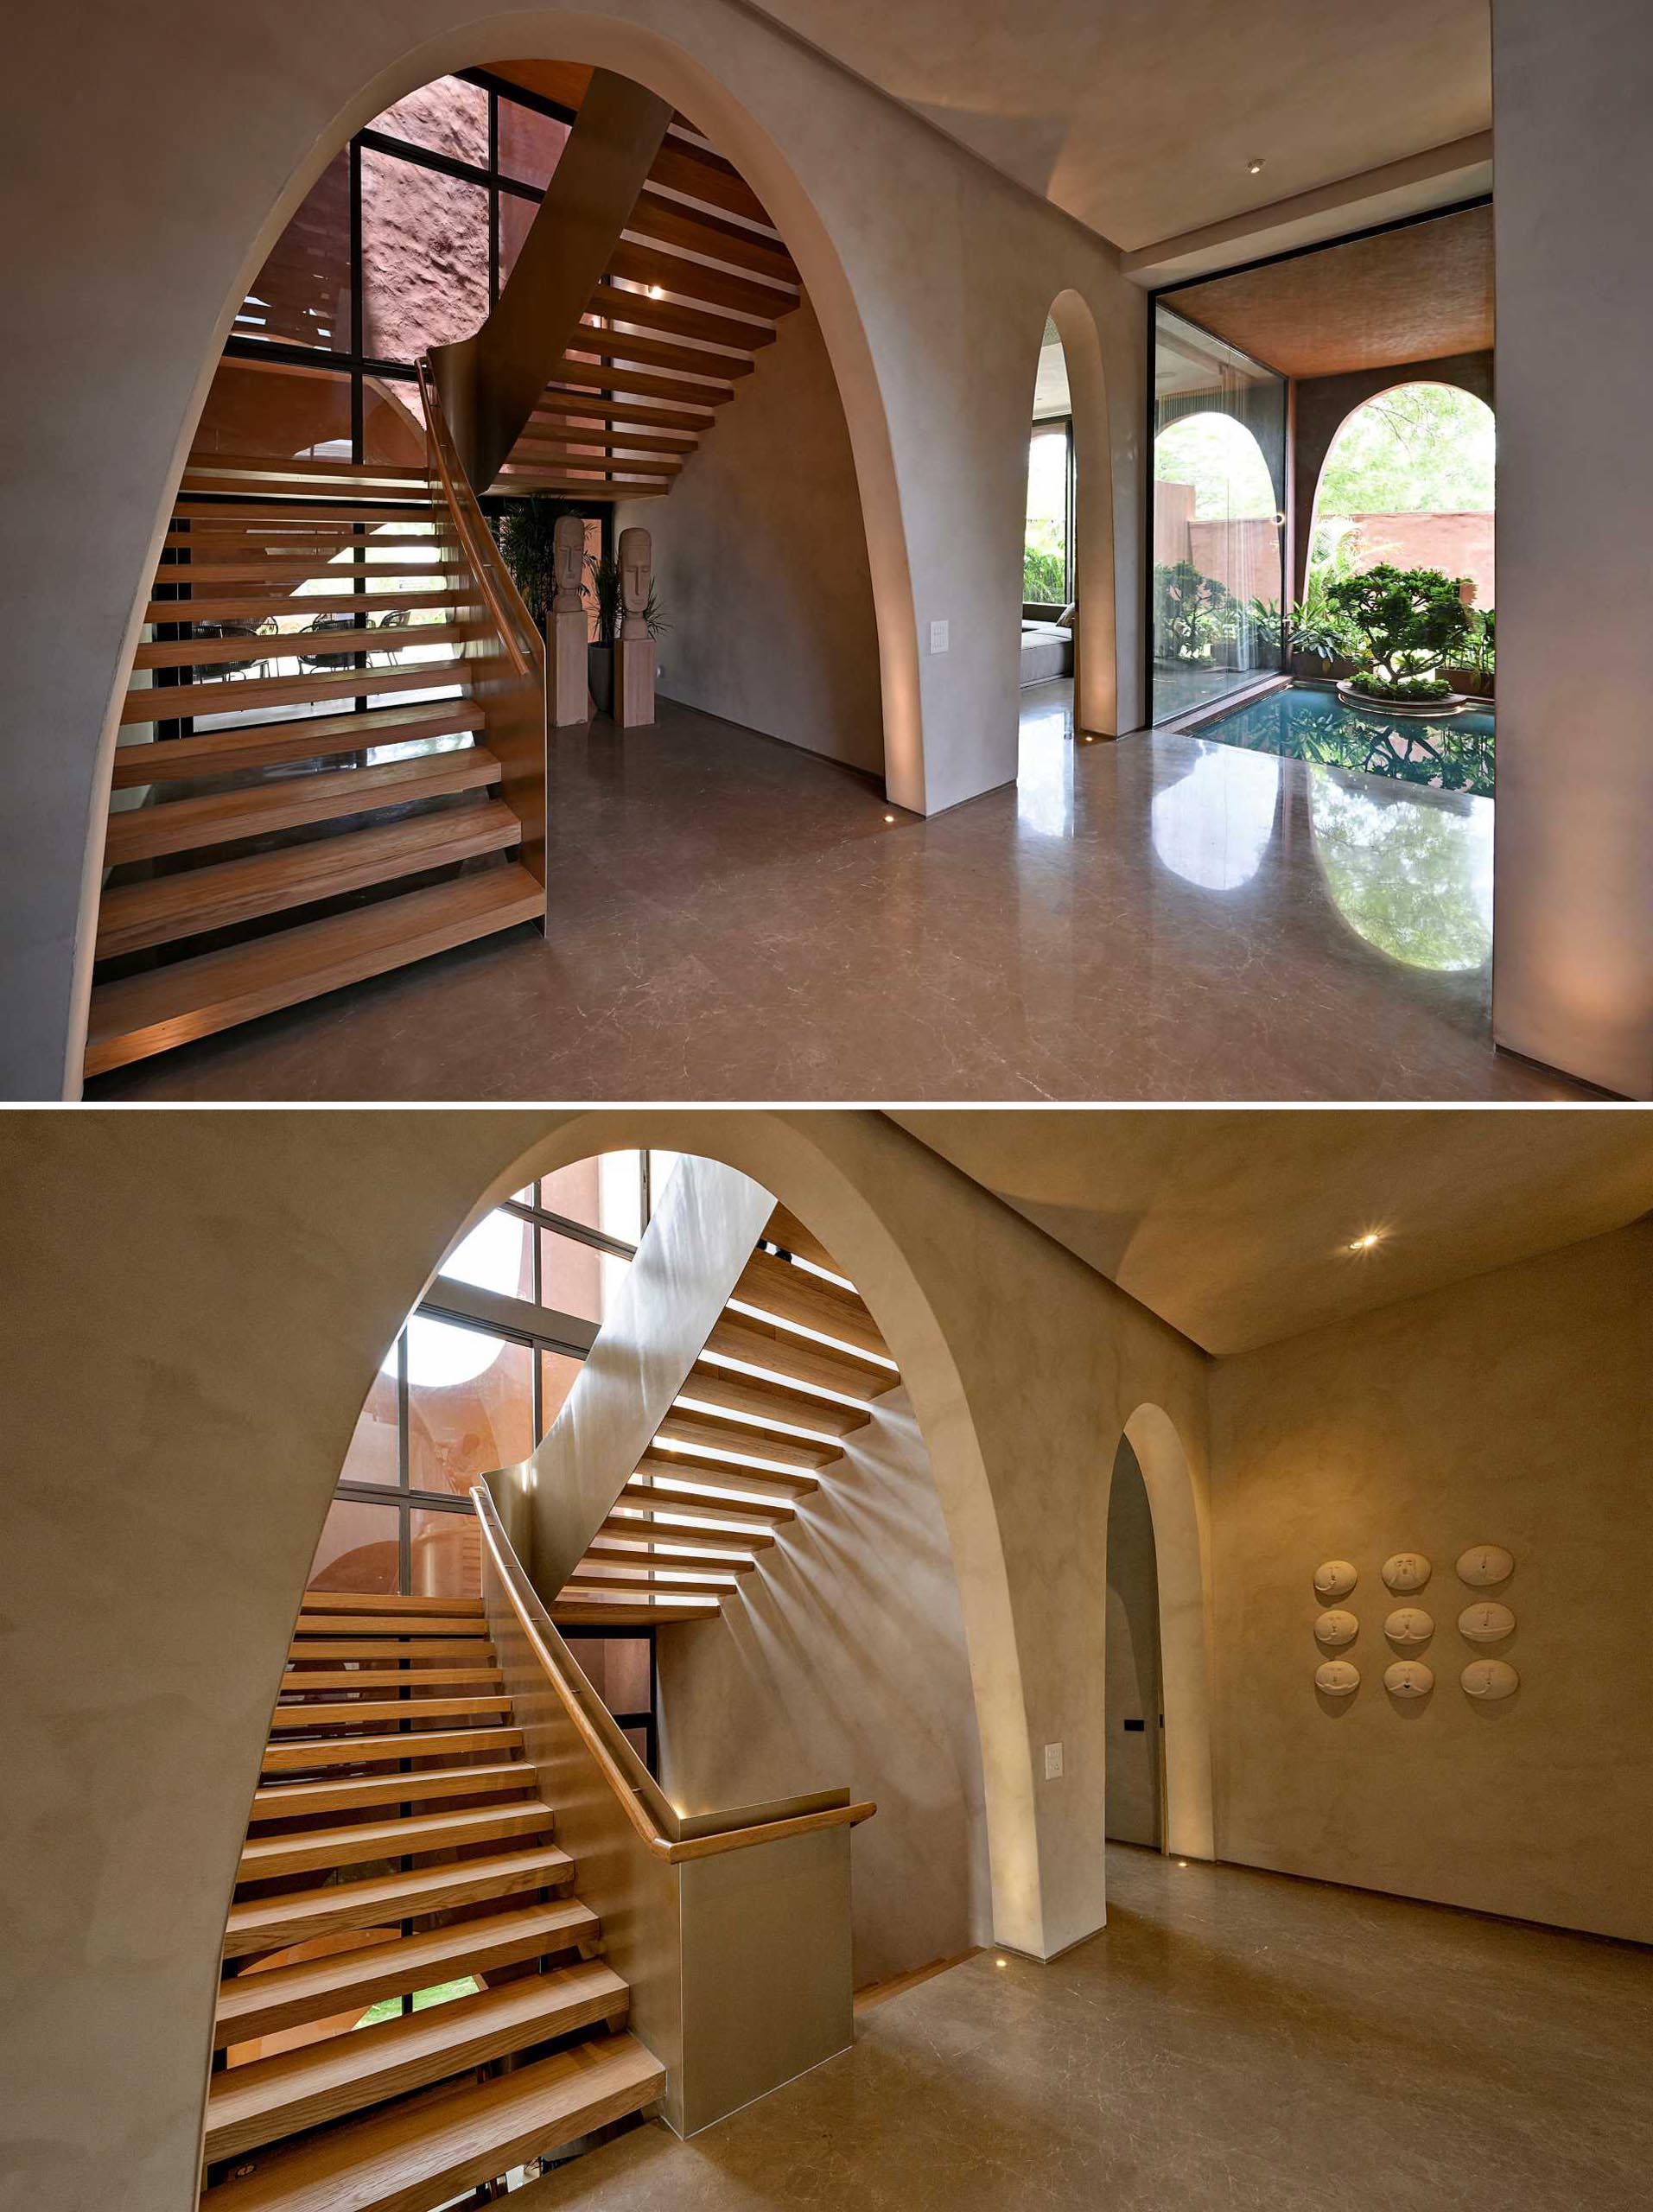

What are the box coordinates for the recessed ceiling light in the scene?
[1346,1230,1386,1252]
[1247,157,1265,175]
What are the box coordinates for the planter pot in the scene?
[587,644,614,717]
[1337,677,1467,720]
[1446,665,1495,702]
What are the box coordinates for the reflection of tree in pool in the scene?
[1236,694,1495,795]
[1310,772,1492,970]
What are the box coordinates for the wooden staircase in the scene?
[202,1590,662,2211]
[492,105,803,502]
[556,1205,901,1621]
[87,426,545,1080]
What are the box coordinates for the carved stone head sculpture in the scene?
[1382,1552,1431,1593]
[1384,1607,1434,1647]
[1315,1660,1359,1698]
[552,513,586,612]
[1461,1659,1519,1701]
[1384,1660,1434,1699]
[1314,1609,1358,1648]
[618,526,652,640]
[1313,1560,1357,1600]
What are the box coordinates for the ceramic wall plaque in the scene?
[1461,1659,1519,1701]
[1459,1600,1516,1643]
[1384,1660,1434,1698]
[1313,1560,1357,1599]
[1382,1552,1431,1592]
[1314,1609,1358,1647]
[1457,1544,1514,1587]
[1315,1660,1359,1697]
[1384,1606,1434,1646]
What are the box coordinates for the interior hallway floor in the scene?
[88,683,1597,1101]
[514,1846,1653,2212]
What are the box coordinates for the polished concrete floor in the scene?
[91,684,1593,1100]
[517,1847,1653,2212]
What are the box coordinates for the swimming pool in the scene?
[1186,683,1495,798]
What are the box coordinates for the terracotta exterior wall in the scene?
[1340,511,1494,605]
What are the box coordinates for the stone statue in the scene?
[619,526,652,641]
[552,514,586,613]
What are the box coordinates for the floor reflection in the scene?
[1309,769,1493,971]
[1151,745,1281,892]
[1016,678,1076,836]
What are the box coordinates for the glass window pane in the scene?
[538,1153,643,1245]
[499,189,537,290]
[576,1637,652,1714]
[339,1361,399,1488]
[308,1497,401,1594]
[499,100,569,189]
[192,357,354,461]
[410,1507,481,1598]
[440,1208,535,1301]
[1024,423,1070,607]
[539,1348,582,1436]
[407,1328,534,1495]
[540,1229,627,1326]
[362,375,426,466]
[362,149,489,363]
[370,76,490,165]
[236,149,350,353]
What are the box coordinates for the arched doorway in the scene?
[1104,1436,1163,1848]
[1307,380,1495,620]
[1020,290,1116,752]
[1117,1402,1215,1862]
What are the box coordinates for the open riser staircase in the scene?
[552,1203,902,1624]
[201,1590,663,2211]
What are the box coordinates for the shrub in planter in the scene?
[1325,562,1474,694]
[1346,672,1453,703]
[498,493,584,634]
[1154,562,1234,662]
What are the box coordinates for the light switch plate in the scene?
[1044,1741,1064,1780]
[930,620,950,654]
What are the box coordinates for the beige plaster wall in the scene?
[0,0,1145,1097]
[1104,1441,1162,1849]
[656,1386,992,1987]
[0,1107,1207,2209]
[1491,0,1653,1096]
[620,300,886,776]
[1207,1220,1653,1943]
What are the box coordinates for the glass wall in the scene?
[1151,307,1287,723]
[1024,419,1073,607]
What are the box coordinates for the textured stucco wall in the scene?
[620,298,886,775]
[657,1385,991,1987]
[1208,1220,1653,1943]
[0,0,1145,1096]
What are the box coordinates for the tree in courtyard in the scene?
[1324,563,1473,698]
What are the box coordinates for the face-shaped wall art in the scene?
[1383,1660,1434,1699]
[1382,1552,1431,1593]
[1459,1601,1516,1643]
[1460,1659,1519,1701]
[1457,1544,1514,1587]
[1313,1560,1357,1599]
[1384,1607,1434,1646]
[1315,1660,1359,1697]
[1314,1609,1359,1648]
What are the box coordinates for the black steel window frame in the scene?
[1141,193,1494,729]
[560,1625,660,1777]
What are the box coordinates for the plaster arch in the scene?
[1036,289,1119,738]
[66,13,925,1084]
[1118,1401,1216,1862]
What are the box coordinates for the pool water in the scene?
[1191,683,1495,798]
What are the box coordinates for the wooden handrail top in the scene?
[471,1485,874,1863]
[417,361,543,678]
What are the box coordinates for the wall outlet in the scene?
[930,619,950,654]
[1044,1741,1064,1780]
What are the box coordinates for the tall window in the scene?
[1151,307,1286,723]
[1024,420,1073,607]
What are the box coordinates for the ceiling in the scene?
[755,0,1491,251]
[890,1111,1653,1356]
[1166,204,1493,378]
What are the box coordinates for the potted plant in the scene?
[1324,563,1476,716]
[497,494,582,635]
[1287,571,1359,680]
[1449,607,1496,702]
[584,552,669,717]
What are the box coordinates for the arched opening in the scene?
[1019,290,1116,766]
[1307,380,1495,623]
[1104,1437,1163,1850]
[1118,1402,1215,1862]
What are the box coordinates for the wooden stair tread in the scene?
[588,1526,761,1564]
[199,2031,664,2211]
[103,748,499,866]
[222,1843,573,1958]
[652,1405,837,1471]
[563,1566,740,1596]
[152,557,464,585]
[619,1476,790,1529]
[547,359,734,408]
[281,1637,499,1662]
[263,1723,523,1773]
[214,1899,600,2048]
[704,1312,895,1398]
[296,1593,484,1617]
[637,1452,817,1505]
[95,804,520,958]
[85,867,543,1077]
[575,320,757,375]
[267,1693,511,1731]
[143,588,467,625]
[548,1599,716,1624]
[276,1669,502,1694]
[764,1202,851,1278]
[733,1249,892,1359]
[251,1763,531,1821]
[238,1801,553,1882]
[181,454,429,490]
[586,277,776,351]
[292,1611,492,1640]
[174,498,438,524]
[681,1360,868,1437]
[205,1959,630,2161]
[120,657,470,726]
[608,238,798,321]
